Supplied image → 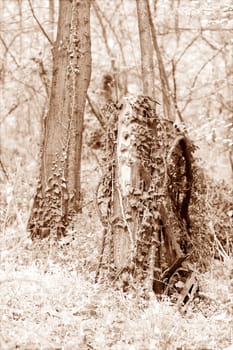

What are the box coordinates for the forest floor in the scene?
[0,147,233,350]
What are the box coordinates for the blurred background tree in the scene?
[0,0,232,231]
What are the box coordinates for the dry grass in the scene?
[0,226,233,350]
[0,144,232,350]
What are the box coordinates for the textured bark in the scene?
[136,0,155,98]
[28,0,91,239]
[97,96,195,295]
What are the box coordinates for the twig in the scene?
[171,59,185,124]
[92,0,113,58]
[0,158,9,180]
[175,34,200,66]
[28,0,53,46]
[87,94,106,129]
[93,0,127,68]
[95,178,109,283]
[31,57,50,97]
[0,34,20,67]
[95,179,107,226]
[200,33,219,51]
[181,42,229,113]
[158,26,233,33]
[95,227,107,283]
[208,221,229,259]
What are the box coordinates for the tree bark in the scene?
[97,97,194,294]
[28,0,91,239]
[136,0,155,98]
[49,0,55,42]
[146,0,175,121]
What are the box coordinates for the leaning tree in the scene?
[28,0,91,239]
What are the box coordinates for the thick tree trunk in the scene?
[136,0,155,98]
[28,0,91,239]
[97,97,195,295]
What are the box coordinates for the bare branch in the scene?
[109,0,124,22]
[92,0,113,58]
[87,94,106,129]
[171,60,185,124]
[31,57,50,97]
[93,0,127,67]
[175,33,200,66]
[28,0,53,46]
[0,159,9,180]
[181,42,229,113]
[200,33,219,51]
[158,27,233,34]
[0,35,20,67]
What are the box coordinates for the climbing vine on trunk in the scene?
[28,0,91,239]
[96,95,198,302]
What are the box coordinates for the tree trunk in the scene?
[136,0,155,98]
[97,97,195,294]
[146,0,175,121]
[49,0,55,42]
[28,0,91,239]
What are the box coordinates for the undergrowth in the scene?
[0,148,233,350]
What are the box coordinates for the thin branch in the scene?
[87,94,106,129]
[171,60,185,124]
[175,0,181,43]
[200,33,219,51]
[0,35,20,67]
[181,42,229,113]
[1,98,31,124]
[109,0,124,22]
[11,74,45,97]
[93,0,127,67]
[175,33,200,66]
[92,0,113,58]
[28,0,53,46]
[217,93,233,113]
[0,159,9,180]
[229,150,233,179]
[158,27,233,34]
[180,81,231,103]
[95,227,107,283]
[31,57,50,97]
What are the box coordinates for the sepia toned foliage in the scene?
[0,1,233,348]
[1,0,232,185]
[95,95,232,303]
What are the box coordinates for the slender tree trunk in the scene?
[146,0,174,121]
[28,0,91,239]
[18,0,23,64]
[49,0,55,42]
[136,0,155,98]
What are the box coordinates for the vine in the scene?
[28,152,69,239]
[96,95,198,300]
